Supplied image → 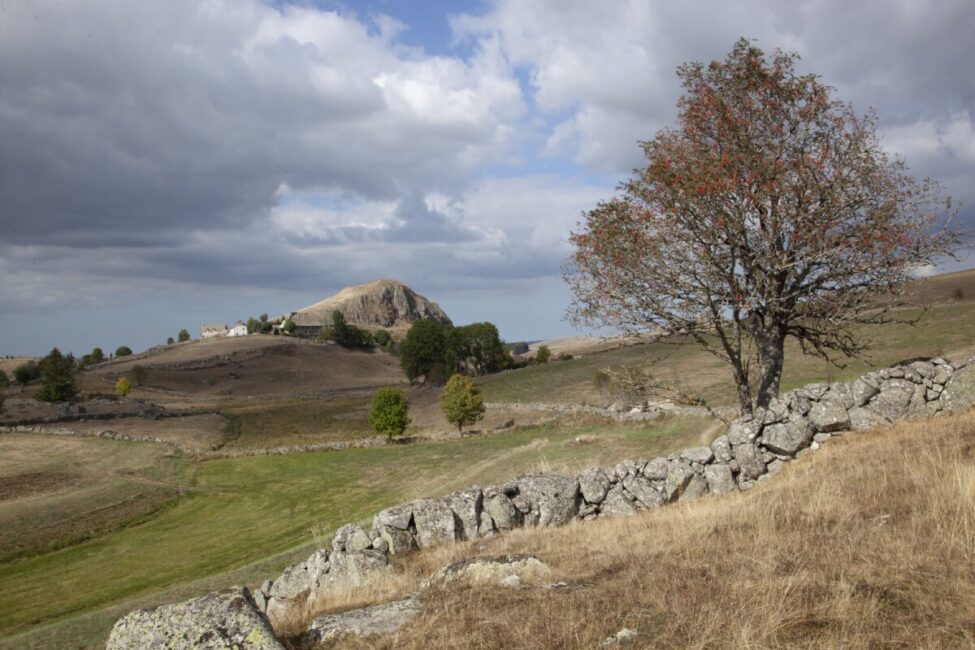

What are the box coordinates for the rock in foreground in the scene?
[106,587,282,650]
[304,595,422,646]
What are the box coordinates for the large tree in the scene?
[566,39,958,416]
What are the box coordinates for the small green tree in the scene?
[0,368,9,389]
[440,374,485,433]
[80,347,106,367]
[535,345,551,364]
[167,337,175,345]
[177,329,190,343]
[115,376,131,397]
[115,345,133,357]
[282,319,295,335]
[369,387,410,439]
[35,348,78,402]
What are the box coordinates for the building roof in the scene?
[231,320,246,328]
[202,323,227,332]
[291,312,324,327]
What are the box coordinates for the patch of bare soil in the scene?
[0,471,75,501]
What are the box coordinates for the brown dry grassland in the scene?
[283,411,975,649]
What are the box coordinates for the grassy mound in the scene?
[290,411,975,649]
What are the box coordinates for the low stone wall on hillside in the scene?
[106,357,975,648]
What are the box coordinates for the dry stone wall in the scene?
[107,357,975,647]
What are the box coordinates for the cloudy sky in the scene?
[1,0,973,356]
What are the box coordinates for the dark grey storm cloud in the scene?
[1,0,973,355]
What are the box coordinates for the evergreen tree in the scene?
[35,348,78,402]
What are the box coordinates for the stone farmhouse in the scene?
[201,323,228,339]
[201,321,249,339]
[291,312,324,339]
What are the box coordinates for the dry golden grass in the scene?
[284,411,975,649]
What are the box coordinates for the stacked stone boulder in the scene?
[108,358,975,648]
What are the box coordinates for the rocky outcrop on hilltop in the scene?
[294,279,451,330]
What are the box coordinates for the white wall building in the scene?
[227,321,248,337]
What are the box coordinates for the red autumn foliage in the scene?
[565,38,960,415]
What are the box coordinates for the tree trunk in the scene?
[755,326,786,409]
[729,358,753,418]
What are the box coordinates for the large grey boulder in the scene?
[621,475,665,509]
[410,498,457,548]
[373,505,417,555]
[704,464,737,495]
[850,378,880,407]
[642,457,670,480]
[940,363,975,412]
[663,462,694,502]
[762,419,814,455]
[870,379,915,421]
[327,550,389,587]
[848,406,886,431]
[304,595,422,646]
[443,487,483,541]
[515,474,580,527]
[732,442,766,481]
[710,435,732,463]
[600,484,639,517]
[267,549,329,620]
[482,490,521,530]
[680,475,709,501]
[107,587,283,650]
[726,417,763,445]
[578,467,611,504]
[808,398,851,432]
[331,524,372,553]
[680,446,714,465]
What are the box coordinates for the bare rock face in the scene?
[940,363,975,412]
[515,474,580,527]
[304,595,422,647]
[294,279,452,330]
[106,587,283,650]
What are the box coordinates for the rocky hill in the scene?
[294,279,452,332]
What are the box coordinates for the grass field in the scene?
[306,410,975,649]
[0,413,713,648]
[0,435,188,564]
[480,302,975,406]
[217,396,376,449]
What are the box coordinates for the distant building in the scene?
[201,323,228,339]
[228,321,248,337]
[291,312,324,339]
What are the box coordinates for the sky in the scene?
[1,0,974,356]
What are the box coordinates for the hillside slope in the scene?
[289,411,975,649]
[86,335,406,399]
